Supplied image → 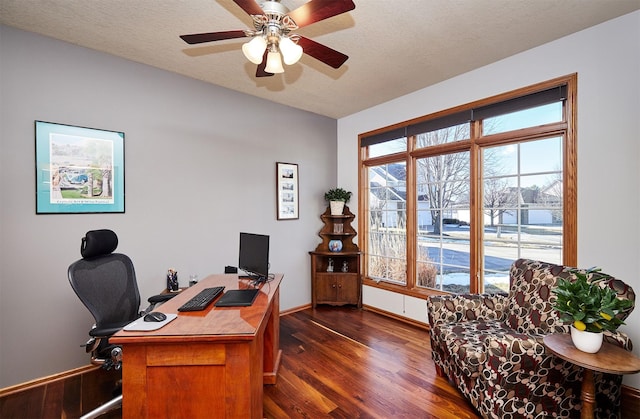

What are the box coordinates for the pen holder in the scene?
[167,269,179,292]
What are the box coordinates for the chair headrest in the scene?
[81,229,118,259]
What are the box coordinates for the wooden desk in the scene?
[543,333,640,419]
[111,274,283,419]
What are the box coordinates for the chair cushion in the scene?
[81,229,118,259]
[432,319,509,376]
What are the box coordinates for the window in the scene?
[369,138,406,158]
[416,151,471,292]
[359,76,576,296]
[367,161,407,284]
[481,137,564,288]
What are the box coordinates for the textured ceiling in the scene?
[1,0,639,119]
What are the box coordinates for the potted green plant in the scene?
[552,267,632,353]
[324,187,352,215]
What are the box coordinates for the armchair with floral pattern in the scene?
[427,258,635,418]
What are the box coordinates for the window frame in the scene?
[358,75,577,298]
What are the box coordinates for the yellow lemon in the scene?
[600,312,612,321]
[573,320,586,331]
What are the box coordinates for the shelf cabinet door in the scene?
[315,274,340,304]
[336,275,359,304]
[313,273,360,306]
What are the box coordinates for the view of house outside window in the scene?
[360,78,575,295]
[481,136,563,288]
[368,161,408,285]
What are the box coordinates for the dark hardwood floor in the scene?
[0,307,476,418]
[264,307,480,419]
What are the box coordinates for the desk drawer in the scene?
[147,343,226,366]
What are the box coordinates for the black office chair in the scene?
[68,229,177,418]
[68,229,175,370]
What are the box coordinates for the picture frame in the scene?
[35,120,125,214]
[276,162,299,220]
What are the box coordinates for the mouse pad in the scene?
[123,313,177,331]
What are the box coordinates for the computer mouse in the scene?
[143,311,167,322]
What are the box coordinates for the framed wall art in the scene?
[276,162,299,220]
[35,120,125,214]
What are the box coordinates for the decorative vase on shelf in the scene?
[341,261,349,272]
[328,239,343,252]
[329,200,345,215]
[570,326,603,353]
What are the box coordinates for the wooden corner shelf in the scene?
[310,205,361,308]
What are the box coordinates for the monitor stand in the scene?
[239,272,266,283]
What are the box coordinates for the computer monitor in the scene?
[238,232,270,282]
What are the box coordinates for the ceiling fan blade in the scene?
[232,0,265,16]
[287,0,355,29]
[180,30,248,44]
[297,36,348,69]
[256,51,274,77]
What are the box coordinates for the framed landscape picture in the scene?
[276,162,299,220]
[35,120,125,214]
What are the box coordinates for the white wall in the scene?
[0,25,336,387]
[338,11,640,389]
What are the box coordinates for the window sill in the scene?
[362,278,450,300]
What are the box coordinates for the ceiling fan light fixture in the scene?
[242,36,267,64]
[265,50,285,73]
[180,0,356,78]
[279,36,303,65]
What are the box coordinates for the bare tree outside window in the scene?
[360,79,574,297]
[367,162,407,284]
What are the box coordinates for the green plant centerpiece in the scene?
[324,187,352,215]
[552,267,632,333]
[324,188,352,203]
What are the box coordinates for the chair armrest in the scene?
[485,330,633,358]
[483,331,629,418]
[483,332,555,382]
[427,292,509,327]
[145,292,179,313]
[148,293,177,304]
[604,330,633,351]
[482,332,585,418]
[89,322,130,337]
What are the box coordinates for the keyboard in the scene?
[178,286,225,312]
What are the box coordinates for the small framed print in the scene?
[276,162,299,220]
[35,120,125,214]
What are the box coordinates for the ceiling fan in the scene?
[179,0,356,77]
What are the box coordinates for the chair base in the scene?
[80,394,122,419]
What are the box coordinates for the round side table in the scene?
[543,333,640,419]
